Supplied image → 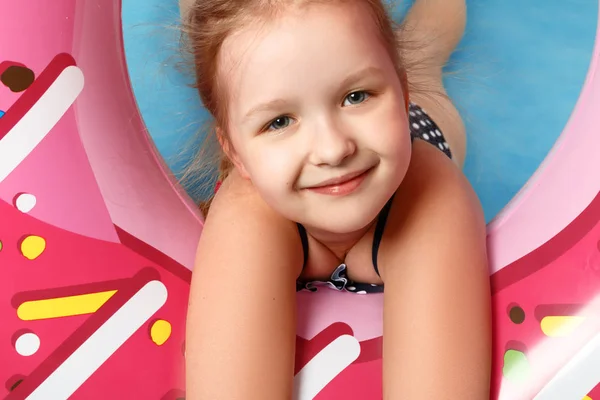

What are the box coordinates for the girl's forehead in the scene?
[220,2,380,65]
[217,2,388,101]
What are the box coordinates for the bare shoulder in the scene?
[379,139,487,277]
[194,169,304,280]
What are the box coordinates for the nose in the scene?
[308,118,356,167]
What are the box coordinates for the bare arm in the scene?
[185,171,303,399]
[380,141,492,399]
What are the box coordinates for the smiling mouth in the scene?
[311,169,370,188]
[305,168,373,196]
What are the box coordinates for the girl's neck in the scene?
[304,220,376,261]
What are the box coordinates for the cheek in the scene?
[368,107,411,158]
[379,125,410,155]
[243,144,300,195]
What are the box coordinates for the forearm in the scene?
[186,277,297,399]
[382,274,491,400]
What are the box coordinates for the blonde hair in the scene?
[179,0,415,215]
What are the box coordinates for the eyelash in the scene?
[261,90,374,133]
[342,90,372,106]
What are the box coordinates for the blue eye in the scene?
[267,116,292,131]
[343,91,370,106]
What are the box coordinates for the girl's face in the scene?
[219,2,411,234]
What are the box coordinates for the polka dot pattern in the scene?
[408,102,452,159]
[297,264,384,294]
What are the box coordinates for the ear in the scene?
[216,126,250,179]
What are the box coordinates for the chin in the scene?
[311,206,383,234]
[304,188,395,232]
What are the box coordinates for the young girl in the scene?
[183,0,492,398]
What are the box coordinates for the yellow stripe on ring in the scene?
[540,316,585,337]
[17,290,117,321]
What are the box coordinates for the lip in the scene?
[305,168,372,196]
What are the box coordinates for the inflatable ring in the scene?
[1,0,600,399]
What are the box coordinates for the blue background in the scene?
[122,0,598,222]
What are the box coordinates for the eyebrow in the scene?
[243,66,385,119]
[245,98,289,119]
[338,66,385,90]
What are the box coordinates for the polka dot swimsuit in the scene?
[408,102,452,158]
[296,102,453,294]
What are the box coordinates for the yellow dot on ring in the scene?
[150,319,172,346]
[20,236,46,260]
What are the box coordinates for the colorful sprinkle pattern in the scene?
[0,54,191,399]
